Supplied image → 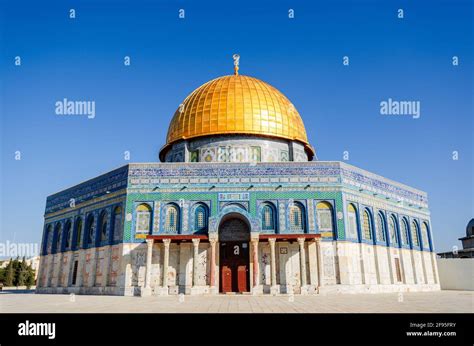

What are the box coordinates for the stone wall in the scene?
[37,239,440,296]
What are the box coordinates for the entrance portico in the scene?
[142,230,323,296]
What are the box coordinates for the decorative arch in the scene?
[74,217,83,249]
[194,203,209,233]
[421,222,430,249]
[346,203,359,240]
[136,203,152,234]
[289,201,306,232]
[44,224,53,255]
[99,210,108,242]
[411,220,420,247]
[376,212,387,242]
[53,223,62,253]
[400,217,409,246]
[64,220,72,250]
[218,212,251,242]
[86,214,96,245]
[112,206,123,241]
[362,208,373,241]
[210,205,256,234]
[163,203,180,233]
[316,201,334,232]
[221,202,247,211]
[260,202,276,232]
[388,214,399,246]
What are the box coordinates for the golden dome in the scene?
[161,74,314,158]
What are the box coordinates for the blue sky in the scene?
[1,0,472,254]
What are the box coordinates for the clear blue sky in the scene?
[1,0,472,254]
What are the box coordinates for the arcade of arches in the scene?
[140,213,324,295]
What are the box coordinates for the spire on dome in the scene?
[233,54,240,75]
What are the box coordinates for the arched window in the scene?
[75,218,83,248]
[400,218,409,245]
[346,204,358,239]
[86,214,96,245]
[316,201,334,231]
[421,222,430,248]
[64,220,72,249]
[388,215,398,245]
[44,225,53,254]
[164,204,179,233]
[376,212,386,242]
[362,209,373,240]
[54,223,62,253]
[99,211,108,242]
[112,206,123,241]
[195,204,208,232]
[289,202,305,231]
[136,204,152,234]
[411,220,420,247]
[261,204,276,231]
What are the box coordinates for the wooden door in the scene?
[221,265,233,293]
[237,265,248,293]
[220,242,249,293]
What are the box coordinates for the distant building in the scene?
[0,256,40,279]
[438,219,474,259]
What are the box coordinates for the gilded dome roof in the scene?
[161,74,314,158]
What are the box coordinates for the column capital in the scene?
[268,237,276,245]
[192,238,200,246]
[146,238,154,246]
[162,238,171,246]
[250,232,260,242]
[208,233,218,242]
[297,237,306,245]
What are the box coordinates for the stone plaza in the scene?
[1,290,472,313]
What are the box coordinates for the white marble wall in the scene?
[37,240,440,296]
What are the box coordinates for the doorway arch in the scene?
[218,213,251,293]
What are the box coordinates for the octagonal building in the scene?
[36,61,440,296]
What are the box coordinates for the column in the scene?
[430,252,439,285]
[251,238,259,290]
[316,238,325,288]
[209,239,217,289]
[101,247,111,288]
[36,257,43,289]
[297,238,307,289]
[269,238,278,294]
[410,250,418,284]
[144,239,154,289]
[89,248,99,287]
[162,239,171,288]
[139,239,154,297]
[192,238,200,287]
[56,252,64,288]
[47,255,54,287]
[307,238,319,288]
[75,251,84,288]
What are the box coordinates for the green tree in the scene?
[5,259,14,286]
[0,267,5,283]
[26,266,36,289]
[17,257,28,287]
[12,257,20,286]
